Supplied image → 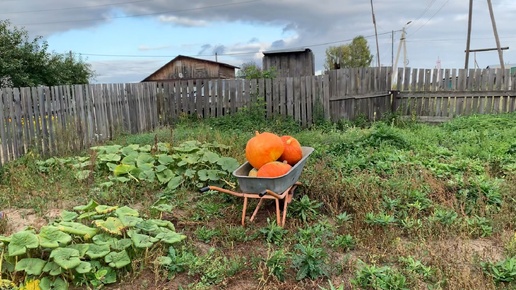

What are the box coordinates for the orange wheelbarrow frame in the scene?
[199,182,301,227]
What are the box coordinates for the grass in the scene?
[0,107,515,289]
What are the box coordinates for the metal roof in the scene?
[262,48,312,55]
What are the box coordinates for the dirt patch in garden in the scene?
[0,208,62,235]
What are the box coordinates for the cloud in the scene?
[158,15,208,27]
[4,0,515,82]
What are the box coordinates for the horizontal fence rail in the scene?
[1,67,515,164]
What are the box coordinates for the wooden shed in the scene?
[142,55,239,82]
[262,48,315,78]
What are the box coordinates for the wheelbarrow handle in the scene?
[258,190,267,197]
[199,186,211,193]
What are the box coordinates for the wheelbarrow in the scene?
[200,147,314,227]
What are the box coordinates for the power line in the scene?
[0,0,150,15]
[411,0,438,24]
[13,0,262,26]
[77,31,394,59]
[410,0,451,36]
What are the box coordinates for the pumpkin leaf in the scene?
[128,231,159,248]
[73,200,98,212]
[121,146,138,157]
[139,144,152,152]
[38,226,72,248]
[95,217,125,235]
[134,220,159,233]
[201,151,220,164]
[167,176,183,190]
[198,169,223,181]
[157,154,174,166]
[113,164,135,176]
[85,244,111,259]
[150,203,173,213]
[92,233,116,245]
[116,206,139,217]
[50,248,81,270]
[155,232,186,244]
[95,205,118,214]
[156,169,175,184]
[59,210,78,222]
[15,258,46,275]
[67,244,90,257]
[110,238,133,251]
[118,215,143,228]
[42,261,63,276]
[217,157,240,172]
[8,230,39,256]
[75,261,93,274]
[99,153,121,163]
[40,276,67,290]
[56,222,97,240]
[105,250,131,269]
[136,153,155,167]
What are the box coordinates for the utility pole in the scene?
[487,0,505,70]
[464,0,506,70]
[370,0,381,67]
[464,0,473,69]
[391,30,394,67]
[392,21,411,83]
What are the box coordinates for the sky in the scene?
[3,0,516,83]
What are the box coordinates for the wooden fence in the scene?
[1,67,516,164]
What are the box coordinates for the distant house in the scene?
[141,55,239,82]
[262,48,315,78]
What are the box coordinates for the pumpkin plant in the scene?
[0,200,186,290]
[37,141,240,190]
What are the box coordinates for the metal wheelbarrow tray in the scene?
[200,147,314,227]
[232,146,314,194]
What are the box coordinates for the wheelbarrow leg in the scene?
[250,198,264,222]
[241,197,248,226]
[281,188,294,227]
[275,198,281,226]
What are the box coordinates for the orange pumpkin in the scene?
[279,135,303,166]
[245,131,284,169]
[256,161,292,178]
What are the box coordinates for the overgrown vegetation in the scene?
[0,106,515,289]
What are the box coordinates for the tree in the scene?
[324,36,373,71]
[237,61,276,79]
[0,20,95,88]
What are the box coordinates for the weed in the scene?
[291,243,329,280]
[259,218,289,245]
[289,195,322,223]
[365,212,397,227]
[335,211,353,224]
[331,234,355,251]
[351,261,409,290]
[399,256,435,281]
[194,226,221,243]
[265,248,289,282]
[466,215,493,238]
[481,256,516,284]
[319,280,345,290]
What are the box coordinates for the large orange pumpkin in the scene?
[279,135,303,166]
[245,131,284,169]
[256,161,292,178]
